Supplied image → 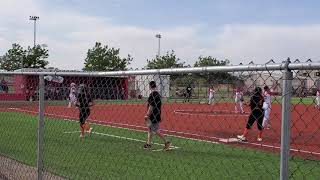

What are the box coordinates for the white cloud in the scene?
[211,24,320,64]
[0,0,39,17]
[0,0,320,70]
[43,18,202,69]
[0,0,204,69]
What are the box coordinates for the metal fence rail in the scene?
[1,62,319,76]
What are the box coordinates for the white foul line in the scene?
[174,110,249,117]
[8,107,221,145]
[63,130,179,150]
[8,107,320,156]
[239,140,320,155]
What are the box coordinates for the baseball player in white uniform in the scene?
[208,86,215,105]
[315,89,320,109]
[262,86,272,129]
[234,88,244,113]
[68,83,77,108]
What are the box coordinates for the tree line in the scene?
[0,43,49,71]
[0,42,243,84]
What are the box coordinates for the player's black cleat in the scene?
[143,144,151,150]
[163,141,172,151]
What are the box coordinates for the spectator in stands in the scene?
[29,87,35,101]
[0,80,2,92]
[175,87,183,97]
[25,86,35,101]
[1,78,8,93]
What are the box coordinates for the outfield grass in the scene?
[0,112,319,179]
[278,97,316,105]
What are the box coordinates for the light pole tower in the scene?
[29,16,39,47]
[155,34,161,57]
[155,34,163,96]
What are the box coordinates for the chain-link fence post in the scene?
[37,75,45,180]
[280,59,293,180]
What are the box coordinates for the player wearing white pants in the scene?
[208,86,215,105]
[68,83,77,108]
[315,90,320,109]
[234,89,244,113]
[262,86,272,129]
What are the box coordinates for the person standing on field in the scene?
[184,84,192,102]
[144,81,171,151]
[237,87,264,142]
[208,85,215,105]
[262,86,272,129]
[76,84,94,138]
[234,88,244,113]
[315,89,320,109]
[68,83,77,108]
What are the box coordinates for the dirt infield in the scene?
[0,155,65,180]
[4,102,320,159]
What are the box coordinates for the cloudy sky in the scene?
[1,0,320,70]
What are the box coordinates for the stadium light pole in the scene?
[155,34,163,96]
[29,16,39,47]
[155,34,161,57]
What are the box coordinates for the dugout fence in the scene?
[0,59,320,179]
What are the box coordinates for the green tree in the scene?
[146,50,194,86]
[194,56,229,67]
[194,56,241,84]
[0,44,25,71]
[24,45,49,69]
[0,43,49,71]
[146,50,185,69]
[83,42,132,71]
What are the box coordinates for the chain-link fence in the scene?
[0,60,319,179]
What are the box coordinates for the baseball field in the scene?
[0,98,319,179]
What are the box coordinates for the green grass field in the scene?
[0,112,319,179]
